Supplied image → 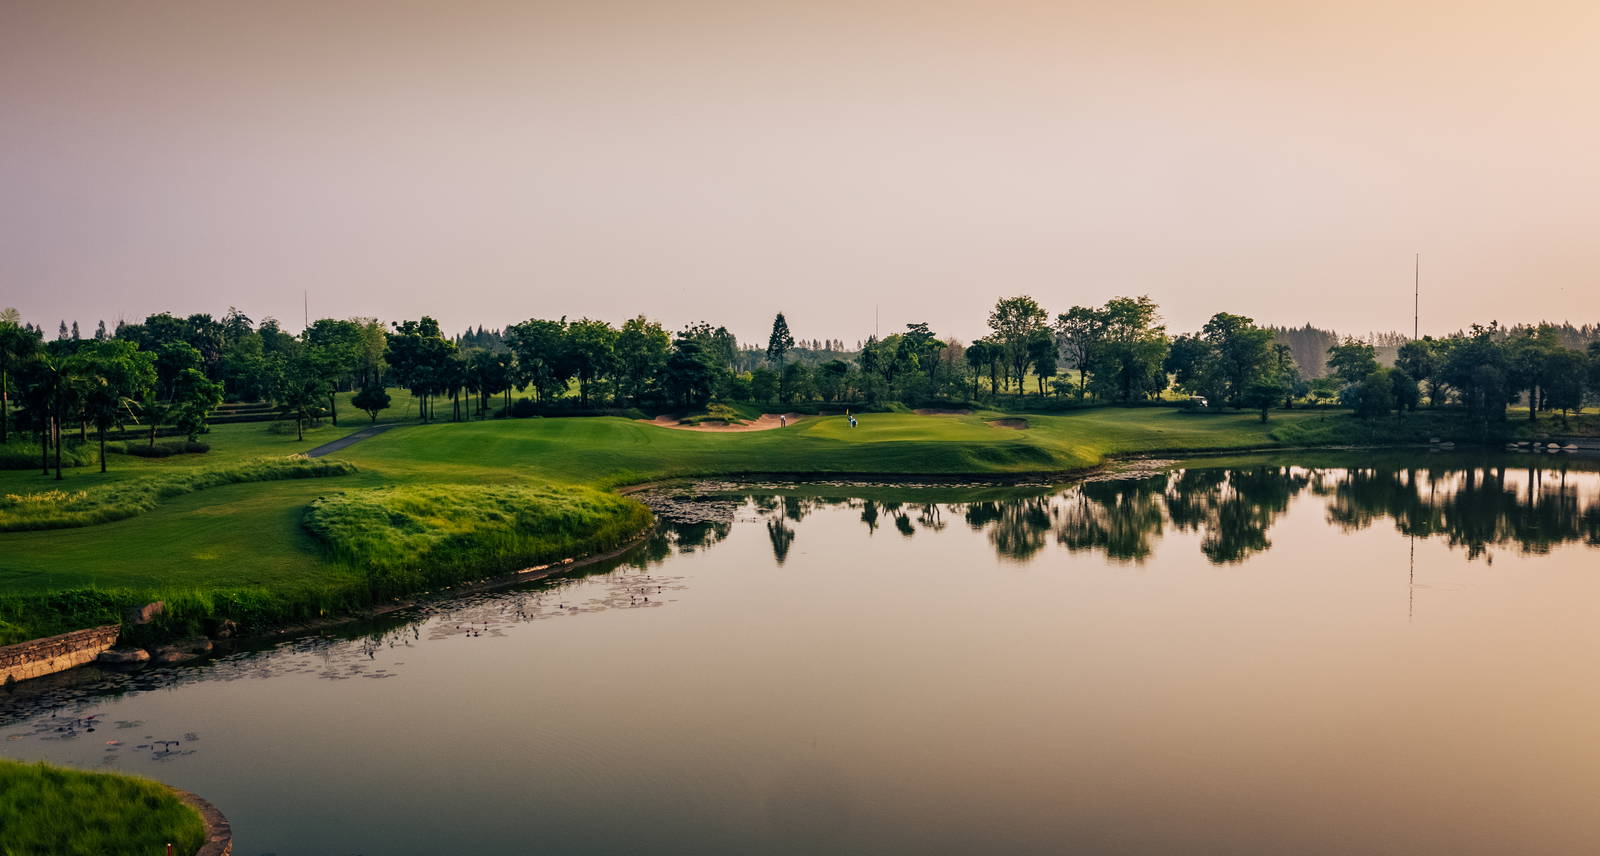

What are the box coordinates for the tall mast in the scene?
[1413,253,1419,340]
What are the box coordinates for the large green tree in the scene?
[142,341,222,446]
[1089,296,1169,403]
[352,385,392,423]
[504,318,572,403]
[1326,338,1379,387]
[305,318,365,426]
[664,335,716,408]
[1505,324,1563,422]
[0,316,43,445]
[1395,337,1443,406]
[268,353,327,440]
[987,296,1048,395]
[1438,324,1511,421]
[615,316,671,405]
[1200,313,1274,408]
[386,318,457,421]
[965,339,999,399]
[70,339,156,472]
[1054,305,1104,400]
[565,319,618,408]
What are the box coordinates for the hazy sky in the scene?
[4,0,1599,343]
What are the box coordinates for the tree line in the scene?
[5,297,1600,479]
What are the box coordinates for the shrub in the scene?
[0,441,96,470]
[267,418,325,434]
[119,440,210,458]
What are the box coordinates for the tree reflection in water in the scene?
[727,462,1600,566]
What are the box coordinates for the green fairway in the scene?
[338,407,1321,486]
[0,402,1386,641]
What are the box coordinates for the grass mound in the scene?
[0,456,357,531]
[0,760,206,856]
[305,482,652,594]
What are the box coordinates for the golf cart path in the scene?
[306,423,400,457]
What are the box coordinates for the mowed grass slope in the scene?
[0,405,1324,640]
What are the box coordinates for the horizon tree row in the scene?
[5,298,1600,477]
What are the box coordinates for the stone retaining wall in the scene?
[0,625,120,684]
[174,788,233,855]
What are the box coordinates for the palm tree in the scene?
[18,350,75,479]
[72,341,156,472]
[0,319,42,445]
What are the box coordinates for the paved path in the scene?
[305,423,400,457]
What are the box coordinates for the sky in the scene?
[4,0,1599,345]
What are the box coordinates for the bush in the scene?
[679,403,746,425]
[0,456,357,531]
[0,441,96,470]
[304,482,652,595]
[119,440,210,458]
[267,418,325,434]
[508,398,540,418]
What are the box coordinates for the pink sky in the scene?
[4,0,1599,343]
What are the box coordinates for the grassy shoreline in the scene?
[0,402,1560,645]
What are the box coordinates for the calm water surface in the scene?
[6,454,1600,855]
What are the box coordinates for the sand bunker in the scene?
[642,413,807,432]
[987,418,1029,430]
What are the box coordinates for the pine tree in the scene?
[58,321,69,340]
[95,320,107,340]
[767,312,795,365]
[71,320,81,340]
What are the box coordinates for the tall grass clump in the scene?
[0,455,357,531]
[305,482,653,595]
[0,583,372,646]
[0,589,125,644]
[0,759,207,856]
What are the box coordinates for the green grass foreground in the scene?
[0,400,1468,643]
[0,759,206,856]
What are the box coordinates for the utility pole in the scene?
[304,290,309,331]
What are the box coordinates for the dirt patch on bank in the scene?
[987,418,1029,430]
[641,413,808,432]
[914,408,972,416]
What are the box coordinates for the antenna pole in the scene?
[304,290,309,331]
[1413,253,1419,340]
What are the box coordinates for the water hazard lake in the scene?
[5,453,1600,855]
